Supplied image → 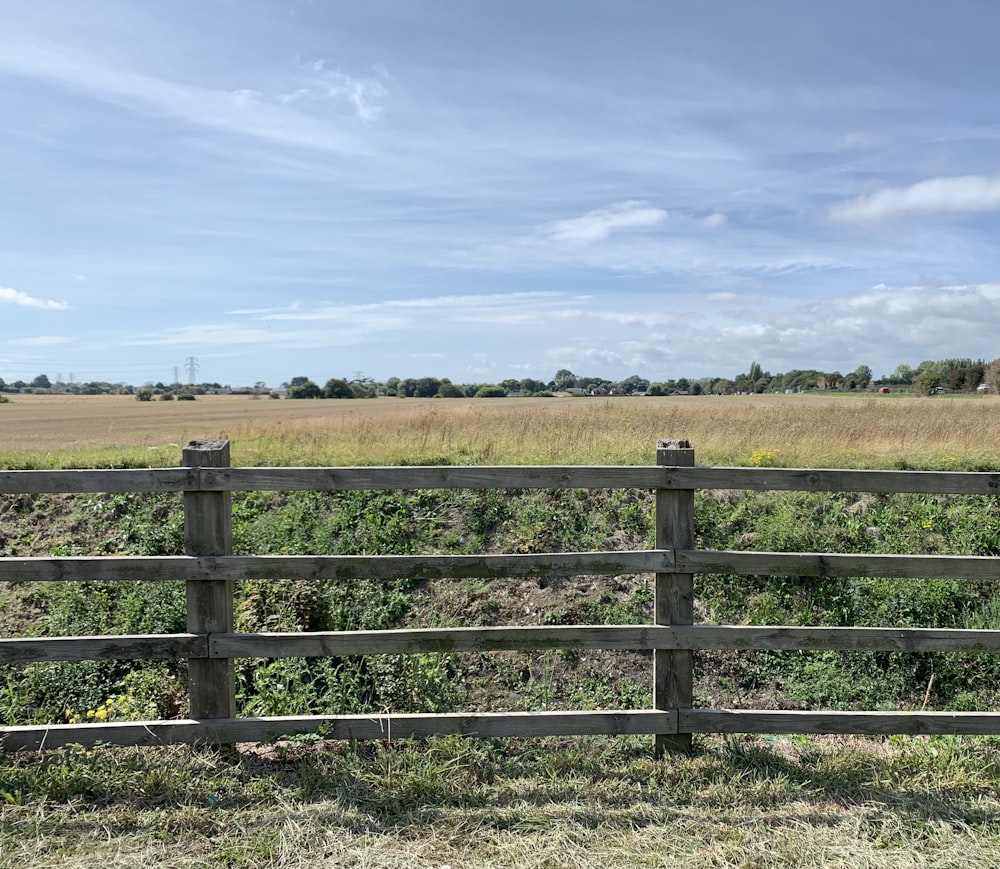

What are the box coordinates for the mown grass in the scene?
[2,733,1000,868]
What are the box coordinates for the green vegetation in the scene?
[4,485,1000,726]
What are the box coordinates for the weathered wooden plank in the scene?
[200,465,664,491]
[184,440,235,722]
[7,625,997,667]
[661,466,1000,495]
[679,550,1000,580]
[212,625,673,657]
[678,625,1000,653]
[0,556,197,583]
[655,439,695,755]
[1,710,676,751]
[0,468,194,495]
[0,634,206,663]
[6,464,999,497]
[211,624,1000,659]
[0,551,671,583]
[682,709,1000,735]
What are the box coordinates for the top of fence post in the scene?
[183,439,232,557]
[184,439,231,464]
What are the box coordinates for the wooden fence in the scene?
[3,437,1000,753]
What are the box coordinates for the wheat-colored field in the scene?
[3,391,998,468]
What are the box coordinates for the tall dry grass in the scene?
[2,394,999,469]
[226,394,1000,469]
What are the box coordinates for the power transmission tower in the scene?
[185,356,200,384]
[173,366,181,385]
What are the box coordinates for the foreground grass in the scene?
[2,734,999,868]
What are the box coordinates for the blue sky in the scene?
[3,0,1000,388]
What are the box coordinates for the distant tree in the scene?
[288,379,322,399]
[350,382,376,398]
[889,363,915,384]
[323,378,355,398]
[135,389,154,402]
[436,379,464,398]
[675,377,691,392]
[916,370,942,396]
[31,374,51,389]
[984,359,1000,393]
[947,363,984,393]
[853,365,872,389]
[617,374,650,394]
[552,369,577,391]
[474,385,507,398]
[383,376,401,396]
[414,377,441,398]
[519,378,548,395]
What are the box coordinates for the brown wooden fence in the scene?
[3,437,1000,753]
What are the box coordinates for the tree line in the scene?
[2,357,997,400]
[281,357,998,400]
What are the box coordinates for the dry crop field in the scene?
[2,391,1000,469]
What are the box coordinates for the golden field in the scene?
[2,391,999,469]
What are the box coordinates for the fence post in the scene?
[183,439,235,724]
[654,438,695,755]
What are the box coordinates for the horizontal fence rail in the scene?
[7,624,1000,666]
[3,437,1000,752]
[5,550,1000,585]
[6,465,1000,496]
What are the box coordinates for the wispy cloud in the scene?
[0,44,383,152]
[829,175,1000,222]
[0,286,69,310]
[277,59,387,123]
[12,335,72,346]
[543,201,668,243]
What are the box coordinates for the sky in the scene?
[3,0,1000,388]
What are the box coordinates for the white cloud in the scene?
[543,201,667,243]
[12,335,71,346]
[829,175,1000,223]
[0,286,69,310]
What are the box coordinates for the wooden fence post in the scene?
[183,439,235,724]
[654,438,695,755]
